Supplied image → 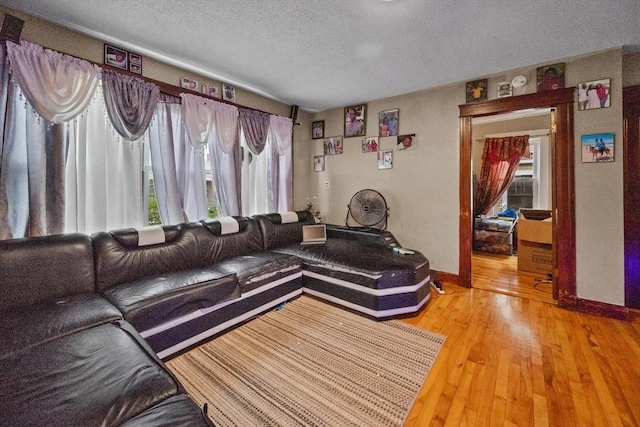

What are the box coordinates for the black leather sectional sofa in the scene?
[0,211,430,426]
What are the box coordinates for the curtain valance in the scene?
[181,93,215,149]
[102,70,159,141]
[269,115,293,156]
[239,108,270,155]
[483,136,530,163]
[213,102,239,154]
[6,40,101,124]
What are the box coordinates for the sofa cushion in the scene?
[213,252,303,293]
[92,223,210,293]
[0,292,122,358]
[0,233,96,311]
[0,321,181,427]
[120,394,213,427]
[254,210,316,250]
[199,216,265,263]
[102,268,239,331]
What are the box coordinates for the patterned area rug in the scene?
[167,296,445,427]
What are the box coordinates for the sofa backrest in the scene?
[253,211,316,250]
[92,223,210,292]
[0,233,96,311]
[199,216,264,263]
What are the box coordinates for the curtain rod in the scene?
[477,128,550,141]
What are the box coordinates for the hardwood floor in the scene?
[401,281,640,426]
[471,251,555,304]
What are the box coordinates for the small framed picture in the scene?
[203,83,219,98]
[181,77,199,91]
[466,79,488,103]
[378,150,393,170]
[578,78,610,111]
[537,63,565,92]
[379,109,399,136]
[323,136,343,155]
[223,83,236,102]
[397,134,416,150]
[312,120,325,139]
[362,137,379,153]
[128,53,142,74]
[344,104,366,137]
[497,81,512,98]
[581,132,614,163]
[104,45,128,70]
[313,155,325,172]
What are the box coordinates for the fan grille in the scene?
[348,189,388,227]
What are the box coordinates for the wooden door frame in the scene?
[458,88,577,309]
[623,85,640,308]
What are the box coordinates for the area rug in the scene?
[166,296,445,427]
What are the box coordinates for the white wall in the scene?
[295,48,629,307]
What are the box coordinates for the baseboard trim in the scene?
[575,298,629,321]
[431,269,459,286]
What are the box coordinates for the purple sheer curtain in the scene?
[238,109,270,155]
[102,70,160,141]
[474,135,530,216]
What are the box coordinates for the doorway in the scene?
[470,109,554,302]
[458,88,577,309]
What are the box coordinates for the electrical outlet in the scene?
[325,181,329,188]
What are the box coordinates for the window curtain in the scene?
[239,109,270,156]
[149,96,208,223]
[64,84,144,234]
[1,41,101,239]
[267,115,293,211]
[102,69,159,141]
[211,102,240,216]
[6,40,100,124]
[241,129,269,216]
[474,135,530,216]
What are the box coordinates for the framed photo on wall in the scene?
[223,83,236,102]
[536,63,565,91]
[312,120,325,139]
[323,136,343,155]
[377,150,393,169]
[497,81,512,98]
[104,45,128,70]
[181,77,199,91]
[581,132,614,163]
[466,79,487,103]
[396,134,416,150]
[379,109,399,136]
[203,83,220,98]
[344,104,366,137]
[362,137,378,153]
[578,78,610,111]
[313,155,325,172]
[128,53,142,74]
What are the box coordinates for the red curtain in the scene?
[474,135,530,216]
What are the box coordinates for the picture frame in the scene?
[312,120,325,140]
[379,109,399,136]
[466,79,488,103]
[223,83,236,102]
[181,77,199,92]
[313,155,325,172]
[497,81,512,98]
[128,53,142,74]
[362,137,379,153]
[396,134,416,150]
[581,132,614,163]
[377,150,393,170]
[344,104,366,137]
[323,136,343,155]
[578,78,610,111]
[203,83,220,98]
[536,63,565,92]
[104,44,128,70]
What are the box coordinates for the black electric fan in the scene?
[345,189,389,230]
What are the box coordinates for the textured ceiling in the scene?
[2,0,639,112]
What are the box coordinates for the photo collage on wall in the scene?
[312,106,418,172]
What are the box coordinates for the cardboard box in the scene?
[518,209,552,245]
[517,240,553,274]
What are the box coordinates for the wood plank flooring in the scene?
[402,278,640,426]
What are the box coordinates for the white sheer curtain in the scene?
[268,115,293,211]
[64,84,143,234]
[241,128,270,216]
[210,102,240,216]
[149,98,208,223]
